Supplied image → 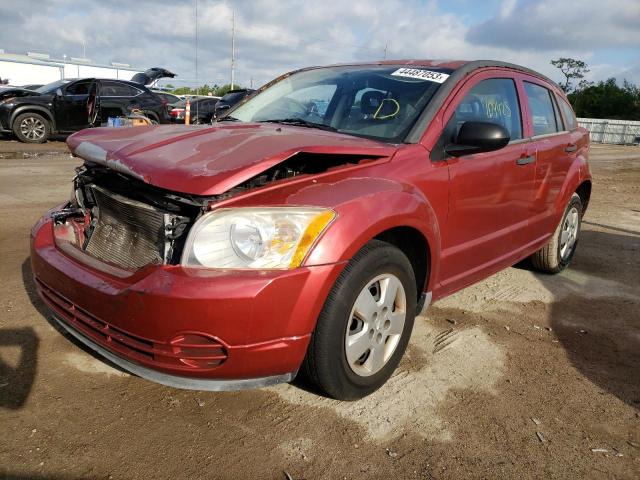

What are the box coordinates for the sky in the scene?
[0,0,639,89]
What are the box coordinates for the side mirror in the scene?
[55,88,63,97]
[445,121,510,157]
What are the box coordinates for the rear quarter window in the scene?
[524,81,561,136]
[557,96,578,130]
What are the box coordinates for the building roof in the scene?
[0,50,141,71]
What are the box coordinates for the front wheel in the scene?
[13,112,50,143]
[531,193,583,273]
[301,240,417,400]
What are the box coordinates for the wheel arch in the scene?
[11,106,56,132]
[575,180,592,215]
[304,187,441,300]
[374,226,431,302]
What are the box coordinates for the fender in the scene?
[296,178,441,290]
[553,152,591,224]
[10,105,57,132]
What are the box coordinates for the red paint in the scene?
[33,61,591,383]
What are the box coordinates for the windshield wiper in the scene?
[216,116,240,122]
[259,118,337,132]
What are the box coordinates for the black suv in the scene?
[0,68,175,143]
[213,89,255,119]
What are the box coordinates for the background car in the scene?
[152,90,181,105]
[0,67,175,143]
[169,96,219,124]
[213,88,254,119]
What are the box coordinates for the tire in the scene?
[12,112,50,143]
[301,240,418,400]
[531,193,583,273]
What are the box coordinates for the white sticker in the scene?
[390,68,450,83]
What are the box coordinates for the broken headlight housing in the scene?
[181,207,335,269]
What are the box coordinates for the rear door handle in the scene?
[516,155,536,165]
[565,144,577,153]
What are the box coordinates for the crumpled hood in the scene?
[67,124,396,196]
[0,86,40,100]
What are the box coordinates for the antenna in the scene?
[195,0,199,119]
[383,43,388,59]
[230,10,235,89]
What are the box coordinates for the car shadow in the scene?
[20,257,128,375]
[527,228,640,410]
[0,326,38,409]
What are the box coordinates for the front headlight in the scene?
[181,207,336,269]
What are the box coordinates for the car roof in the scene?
[300,59,558,89]
[64,78,148,88]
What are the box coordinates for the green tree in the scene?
[551,58,590,92]
[568,78,640,120]
[168,83,243,97]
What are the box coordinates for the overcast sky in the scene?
[1,0,639,88]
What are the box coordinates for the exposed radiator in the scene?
[85,185,168,269]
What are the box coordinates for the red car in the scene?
[31,60,591,400]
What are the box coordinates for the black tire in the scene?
[301,240,418,400]
[531,193,583,273]
[12,112,50,143]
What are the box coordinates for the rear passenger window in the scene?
[524,82,561,136]
[449,78,522,141]
[101,81,140,97]
[557,96,577,130]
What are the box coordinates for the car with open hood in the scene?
[31,60,591,400]
[0,68,176,143]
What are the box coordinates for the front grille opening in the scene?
[86,186,168,269]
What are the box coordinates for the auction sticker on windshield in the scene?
[391,68,450,83]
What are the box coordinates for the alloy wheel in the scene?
[20,117,46,141]
[560,206,579,260]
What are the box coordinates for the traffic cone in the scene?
[185,98,191,125]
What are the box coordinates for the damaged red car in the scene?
[31,60,591,400]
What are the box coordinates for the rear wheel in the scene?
[301,240,417,400]
[13,112,50,143]
[531,193,583,273]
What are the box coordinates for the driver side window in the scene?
[448,78,523,141]
[65,81,92,96]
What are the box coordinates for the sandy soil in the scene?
[0,141,638,479]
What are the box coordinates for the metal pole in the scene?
[195,0,199,120]
[231,10,235,90]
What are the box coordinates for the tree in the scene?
[551,58,590,92]
[568,78,640,120]
[167,83,242,97]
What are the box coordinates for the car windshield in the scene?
[229,65,449,143]
[35,79,73,94]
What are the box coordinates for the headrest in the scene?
[361,90,386,115]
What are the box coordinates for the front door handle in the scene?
[565,144,577,153]
[516,155,536,165]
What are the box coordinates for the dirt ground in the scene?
[0,138,638,480]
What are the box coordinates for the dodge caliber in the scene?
[31,60,592,400]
